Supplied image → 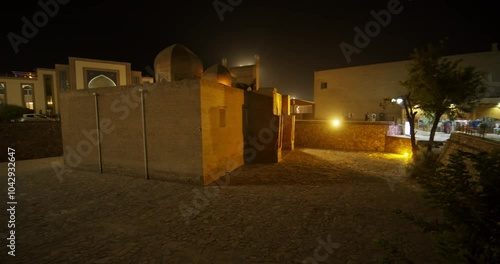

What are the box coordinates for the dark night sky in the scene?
[1,0,498,100]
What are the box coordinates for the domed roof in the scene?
[154,44,203,82]
[202,64,234,87]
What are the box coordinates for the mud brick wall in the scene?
[0,122,63,162]
[295,120,395,152]
[438,133,500,164]
[385,135,412,155]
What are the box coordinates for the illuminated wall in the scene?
[314,50,500,122]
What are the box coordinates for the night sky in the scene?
[1,0,498,100]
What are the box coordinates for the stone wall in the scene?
[200,80,245,185]
[385,135,412,155]
[58,80,245,185]
[0,122,62,162]
[295,120,395,152]
[438,133,500,164]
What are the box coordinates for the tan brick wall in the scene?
[145,81,203,183]
[438,133,500,165]
[59,80,204,184]
[384,135,412,155]
[295,120,394,152]
[59,91,99,172]
[200,80,244,185]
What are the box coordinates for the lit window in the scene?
[0,82,5,105]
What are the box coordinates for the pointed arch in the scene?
[88,74,117,88]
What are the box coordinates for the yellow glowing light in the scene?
[332,119,340,127]
[403,152,410,157]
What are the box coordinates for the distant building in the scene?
[291,98,314,120]
[0,69,58,115]
[228,55,260,91]
[314,44,500,123]
[0,57,151,115]
[56,44,293,185]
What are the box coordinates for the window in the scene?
[21,84,34,110]
[320,82,328,89]
[219,108,226,128]
[23,88,33,95]
[44,75,54,115]
[0,82,6,105]
[59,70,69,90]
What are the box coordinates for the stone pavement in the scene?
[0,148,441,264]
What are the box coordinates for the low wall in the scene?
[295,120,396,152]
[0,122,63,162]
[438,132,500,164]
[385,135,412,155]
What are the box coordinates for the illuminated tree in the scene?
[401,40,488,152]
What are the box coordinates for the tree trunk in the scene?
[403,96,419,160]
[427,111,443,152]
[408,116,419,161]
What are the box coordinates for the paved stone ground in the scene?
[0,148,441,264]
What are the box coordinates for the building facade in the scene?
[314,46,500,123]
[0,57,150,116]
[54,44,293,185]
[0,69,58,116]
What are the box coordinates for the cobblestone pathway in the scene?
[1,148,440,264]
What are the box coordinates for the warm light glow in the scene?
[332,119,340,127]
[403,152,410,157]
[26,102,34,110]
[396,98,403,104]
[404,121,410,136]
[391,98,396,103]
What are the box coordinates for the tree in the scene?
[401,94,420,159]
[0,104,34,122]
[400,40,488,152]
[380,94,420,160]
[377,149,500,263]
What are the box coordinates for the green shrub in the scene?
[0,104,34,122]
[394,150,500,263]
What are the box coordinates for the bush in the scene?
[395,150,500,263]
[0,104,34,122]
